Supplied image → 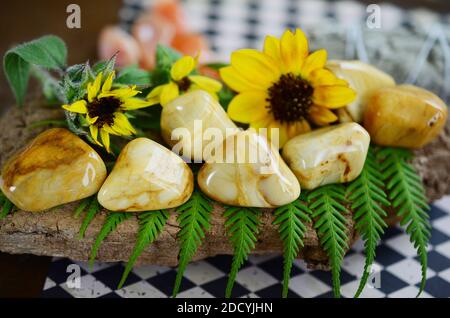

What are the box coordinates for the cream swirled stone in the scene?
[98,138,193,212]
[197,130,300,207]
[0,128,107,212]
[160,90,240,161]
[327,60,395,122]
[282,123,370,190]
[364,85,448,148]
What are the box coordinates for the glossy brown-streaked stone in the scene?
[0,128,107,212]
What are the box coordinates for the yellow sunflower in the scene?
[62,71,153,153]
[147,55,222,106]
[220,28,356,147]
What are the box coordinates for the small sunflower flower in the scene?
[220,29,356,147]
[62,71,153,153]
[147,55,223,106]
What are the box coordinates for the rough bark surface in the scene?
[0,101,449,268]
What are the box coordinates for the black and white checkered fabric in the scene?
[41,0,450,298]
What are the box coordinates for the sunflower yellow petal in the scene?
[308,105,338,125]
[100,129,111,153]
[263,35,284,70]
[102,71,115,93]
[189,75,222,92]
[121,98,153,110]
[313,86,356,108]
[114,112,136,135]
[309,69,348,87]
[171,56,196,81]
[99,86,140,99]
[219,66,264,92]
[160,82,179,106]
[62,100,88,114]
[146,85,164,105]
[86,114,98,124]
[280,29,308,74]
[231,49,280,88]
[89,125,102,146]
[88,72,103,102]
[301,49,327,78]
[227,91,268,123]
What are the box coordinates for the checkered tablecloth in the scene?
[41,0,450,298]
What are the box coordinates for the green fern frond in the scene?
[73,197,92,218]
[173,190,213,297]
[348,146,389,297]
[118,210,169,289]
[224,206,261,298]
[273,193,312,298]
[377,147,431,296]
[89,212,133,268]
[0,191,15,219]
[308,184,349,298]
[78,196,101,239]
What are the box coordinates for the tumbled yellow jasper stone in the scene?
[364,85,448,148]
[197,130,300,208]
[0,128,107,212]
[160,90,239,161]
[282,123,370,190]
[97,138,194,212]
[327,60,396,123]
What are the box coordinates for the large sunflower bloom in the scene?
[220,29,356,147]
[147,55,222,106]
[62,71,153,152]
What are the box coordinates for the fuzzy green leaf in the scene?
[377,147,431,296]
[224,206,260,298]
[348,146,389,297]
[115,65,151,86]
[273,194,312,298]
[118,210,169,289]
[89,212,133,268]
[0,191,15,219]
[78,196,101,239]
[308,184,349,298]
[3,35,67,105]
[173,190,213,297]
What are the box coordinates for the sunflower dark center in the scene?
[87,96,122,128]
[266,73,314,123]
[176,77,192,92]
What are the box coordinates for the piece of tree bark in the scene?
[0,101,449,268]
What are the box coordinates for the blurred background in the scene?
[0,0,450,298]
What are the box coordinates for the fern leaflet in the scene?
[348,146,389,297]
[378,147,431,296]
[308,184,349,298]
[224,206,260,298]
[89,212,133,268]
[118,210,169,289]
[273,193,311,298]
[173,190,213,297]
[78,196,101,239]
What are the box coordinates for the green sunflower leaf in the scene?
[377,147,431,296]
[273,193,312,298]
[115,65,151,86]
[89,212,133,268]
[347,146,389,297]
[78,196,101,239]
[224,206,261,298]
[118,210,169,289]
[3,35,67,105]
[173,189,213,297]
[308,184,350,298]
[0,191,15,220]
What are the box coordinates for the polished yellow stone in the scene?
[160,90,239,162]
[282,123,370,190]
[197,130,300,207]
[327,60,395,122]
[97,138,194,212]
[0,128,107,212]
[364,85,448,148]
